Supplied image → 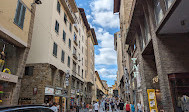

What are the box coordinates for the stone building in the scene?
[102,80,109,95]
[114,0,189,112]
[95,71,107,101]
[20,0,97,111]
[0,0,36,106]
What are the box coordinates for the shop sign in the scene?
[55,89,62,95]
[71,89,75,94]
[0,72,18,83]
[45,87,54,94]
[65,70,70,87]
[147,89,158,112]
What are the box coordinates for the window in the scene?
[164,0,174,9]
[79,41,80,48]
[53,42,58,57]
[154,0,164,24]
[82,58,83,65]
[57,0,60,13]
[25,66,34,76]
[74,33,77,42]
[73,47,77,54]
[63,30,66,42]
[69,39,71,48]
[61,50,65,63]
[79,29,80,36]
[78,65,80,76]
[82,47,83,53]
[69,23,72,32]
[67,56,70,67]
[14,0,26,29]
[64,13,67,24]
[82,69,83,78]
[55,20,59,33]
[144,17,150,43]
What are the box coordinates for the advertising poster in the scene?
[147,89,158,112]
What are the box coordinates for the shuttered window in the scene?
[69,39,71,48]
[53,42,58,57]
[69,23,72,32]
[25,66,34,76]
[63,30,66,42]
[55,21,59,33]
[57,1,60,13]
[67,56,70,67]
[61,50,65,63]
[14,0,26,29]
[64,13,67,24]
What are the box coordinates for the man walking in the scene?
[94,101,99,112]
[137,101,143,112]
[118,100,124,112]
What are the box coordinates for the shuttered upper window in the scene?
[69,39,71,48]
[61,50,65,63]
[55,20,59,33]
[57,1,60,13]
[14,0,26,29]
[53,42,58,57]
[63,30,66,42]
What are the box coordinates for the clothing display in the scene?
[181,95,189,112]
[0,51,5,72]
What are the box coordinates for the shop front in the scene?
[0,72,18,106]
[44,87,54,104]
[168,73,189,112]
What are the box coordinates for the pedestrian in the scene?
[110,101,115,112]
[94,101,99,112]
[49,102,58,112]
[125,101,131,112]
[137,101,143,112]
[118,100,124,112]
[101,99,105,111]
[70,103,74,112]
[130,102,135,112]
[89,103,93,112]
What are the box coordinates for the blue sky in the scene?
[75,0,120,86]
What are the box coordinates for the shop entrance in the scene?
[168,73,189,112]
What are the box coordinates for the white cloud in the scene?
[97,68,117,79]
[89,0,119,28]
[95,28,117,65]
[86,14,92,21]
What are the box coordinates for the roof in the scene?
[90,28,98,45]
[78,8,90,31]
[113,0,121,13]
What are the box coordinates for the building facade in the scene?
[20,0,97,111]
[0,0,35,106]
[114,0,189,112]
[95,71,107,101]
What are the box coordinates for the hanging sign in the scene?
[147,89,158,112]
[65,70,70,87]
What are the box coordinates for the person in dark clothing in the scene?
[110,101,115,112]
[118,100,125,112]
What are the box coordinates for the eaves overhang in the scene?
[68,0,78,13]
[90,28,98,45]
[78,8,90,31]
[113,0,121,13]
[60,0,75,24]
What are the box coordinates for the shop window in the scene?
[164,0,174,9]
[64,13,67,24]
[14,0,26,29]
[154,0,164,25]
[53,42,57,57]
[25,66,34,76]
[55,20,59,33]
[0,39,20,75]
[63,30,66,42]
[57,0,60,14]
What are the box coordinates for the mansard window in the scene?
[154,0,164,24]
[164,0,174,9]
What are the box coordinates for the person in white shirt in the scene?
[137,101,143,112]
[50,102,58,112]
[93,101,99,112]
